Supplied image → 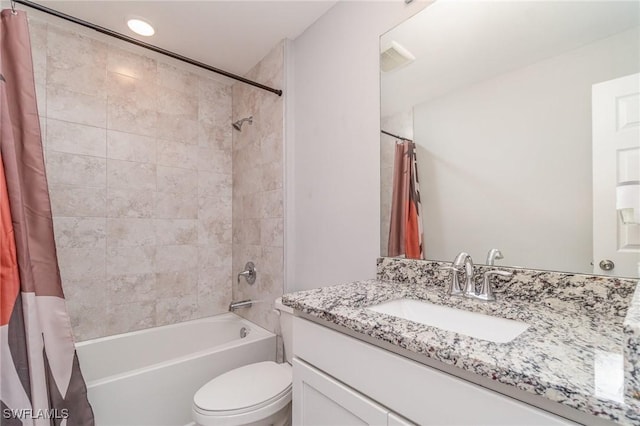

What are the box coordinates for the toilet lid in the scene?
[194,361,292,413]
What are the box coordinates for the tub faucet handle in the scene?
[237,262,257,285]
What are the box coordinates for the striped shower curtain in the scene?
[0,9,94,425]
[388,140,424,259]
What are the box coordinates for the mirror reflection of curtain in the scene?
[388,141,424,259]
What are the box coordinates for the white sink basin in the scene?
[367,298,529,343]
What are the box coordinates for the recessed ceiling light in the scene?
[127,18,155,37]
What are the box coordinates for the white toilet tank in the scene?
[274,298,293,364]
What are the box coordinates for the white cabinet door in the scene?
[293,358,389,426]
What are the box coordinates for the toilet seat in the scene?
[193,361,292,426]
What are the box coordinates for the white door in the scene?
[593,73,640,277]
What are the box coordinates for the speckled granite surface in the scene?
[624,284,640,405]
[282,258,640,425]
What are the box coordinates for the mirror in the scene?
[380,0,640,278]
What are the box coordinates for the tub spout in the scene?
[229,300,253,311]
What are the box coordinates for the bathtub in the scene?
[75,313,275,426]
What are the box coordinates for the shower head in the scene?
[232,116,253,131]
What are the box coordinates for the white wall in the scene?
[288,1,428,291]
[412,28,639,273]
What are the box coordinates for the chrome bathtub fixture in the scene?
[238,261,257,285]
[239,327,249,338]
[232,116,253,131]
[486,249,503,266]
[229,300,253,311]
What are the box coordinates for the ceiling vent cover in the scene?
[381,41,416,72]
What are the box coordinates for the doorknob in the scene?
[599,259,615,271]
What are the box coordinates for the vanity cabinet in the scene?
[292,317,579,426]
[293,358,412,425]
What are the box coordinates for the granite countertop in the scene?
[282,258,640,425]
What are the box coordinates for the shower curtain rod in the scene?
[381,129,413,142]
[11,0,283,96]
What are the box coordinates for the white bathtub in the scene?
[76,313,276,426]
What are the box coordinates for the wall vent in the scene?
[381,41,416,73]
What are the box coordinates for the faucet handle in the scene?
[438,265,464,296]
[439,265,461,272]
[477,269,513,301]
[486,270,513,279]
[237,261,257,285]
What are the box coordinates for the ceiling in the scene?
[381,0,640,117]
[21,0,338,78]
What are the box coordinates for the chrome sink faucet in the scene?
[441,251,513,301]
[439,252,475,297]
[486,249,503,266]
[456,252,477,297]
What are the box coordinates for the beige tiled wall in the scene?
[231,42,285,335]
[28,16,233,341]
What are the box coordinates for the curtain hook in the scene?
[11,0,18,14]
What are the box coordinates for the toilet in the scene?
[192,299,294,426]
